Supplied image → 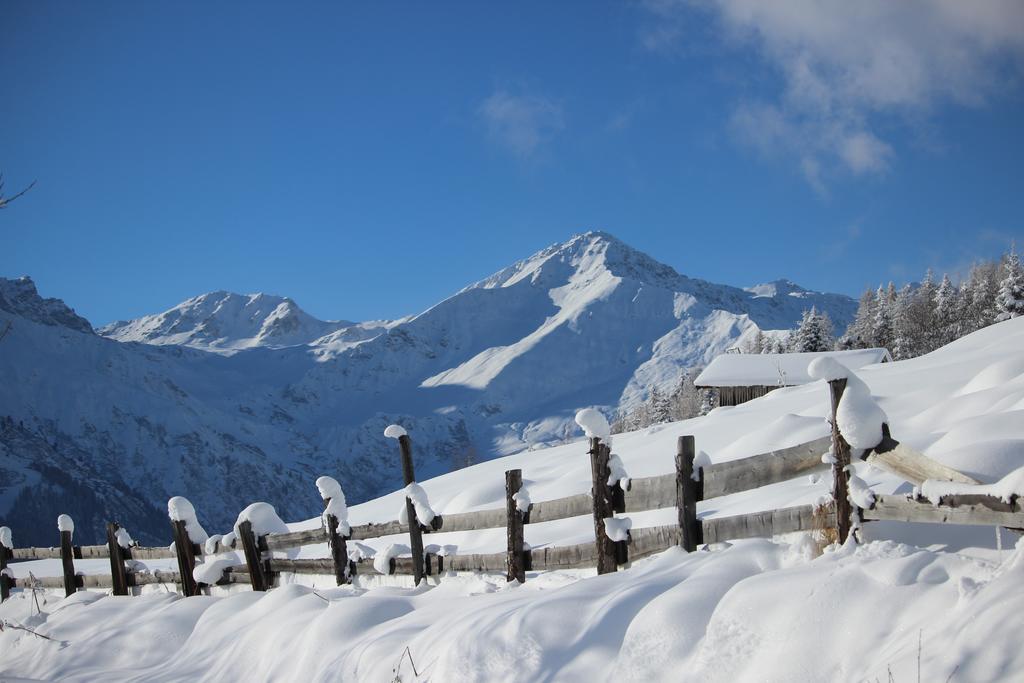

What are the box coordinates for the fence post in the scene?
[828,378,853,544]
[505,469,526,583]
[397,434,426,585]
[106,522,130,596]
[324,509,351,587]
[58,515,78,598]
[589,437,617,575]
[676,435,702,552]
[0,526,11,602]
[170,520,199,597]
[238,519,269,591]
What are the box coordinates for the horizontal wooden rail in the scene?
[702,504,822,544]
[10,569,186,590]
[703,436,832,499]
[263,528,326,551]
[12,544,112,560]
[863,494,1024,528]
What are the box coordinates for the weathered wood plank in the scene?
[702,505,819,544]
[702,435,833,500]
[76,544,111,559]
[445,551,508,573]
[622,474,675,513]
[433,508,507,533]
[628,524,681,561]
[128,570,187,586]
[623,436,832,512]
[529,493,593,524]
[264,527,326,551]
[863,494,1024,527]
[267,558,336,574]
[863,428,980,487]
[349,520,406,540]
[10,547,63,560]
[531,542,598,571]
[10,543,114,560]
[128,545,177,560]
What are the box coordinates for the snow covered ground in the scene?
[2,317,1023,681]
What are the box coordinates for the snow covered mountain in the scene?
[99,291,369,353]
[0,232,856,545]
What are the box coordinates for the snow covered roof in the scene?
[694,348,891,388]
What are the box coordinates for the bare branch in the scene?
[0,173,37,209]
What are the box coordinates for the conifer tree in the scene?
[933,274,960,347]
[995,248,1024,321]
[872,285,894,352]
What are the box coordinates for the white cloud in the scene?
[478,90,565,158]
[644,0,1024,187]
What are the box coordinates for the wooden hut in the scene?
[694,348,892,407]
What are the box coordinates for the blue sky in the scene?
[3,1,1023,325]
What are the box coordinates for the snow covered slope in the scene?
[0,233,855,545]
[2,317,1023,683]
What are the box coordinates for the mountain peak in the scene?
[745,279,814,299]
[0,276,94,334]
[466,231,683,294]
[99,289,354,353]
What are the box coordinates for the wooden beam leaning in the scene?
[588,438,617,575]
[676,435,702,552]
[505,469,526,582]
[59,525,78,598]
[170,520,200,597]
[397,434,426,585]
[106,522,130,596]
[862,425,980,488]
[237,520,269,592]
[827,378,854,544]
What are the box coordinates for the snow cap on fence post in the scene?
[233,502,289,537]
[575,408,611,442]
[384,424,407,439]
[0,526,12,550]
[807,358,888,450]
[316,475,351,537]
[115,526,135,550]
[168,496,209,544]
[57,514,75,538]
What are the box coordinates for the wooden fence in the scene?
[1,379,1019,602]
